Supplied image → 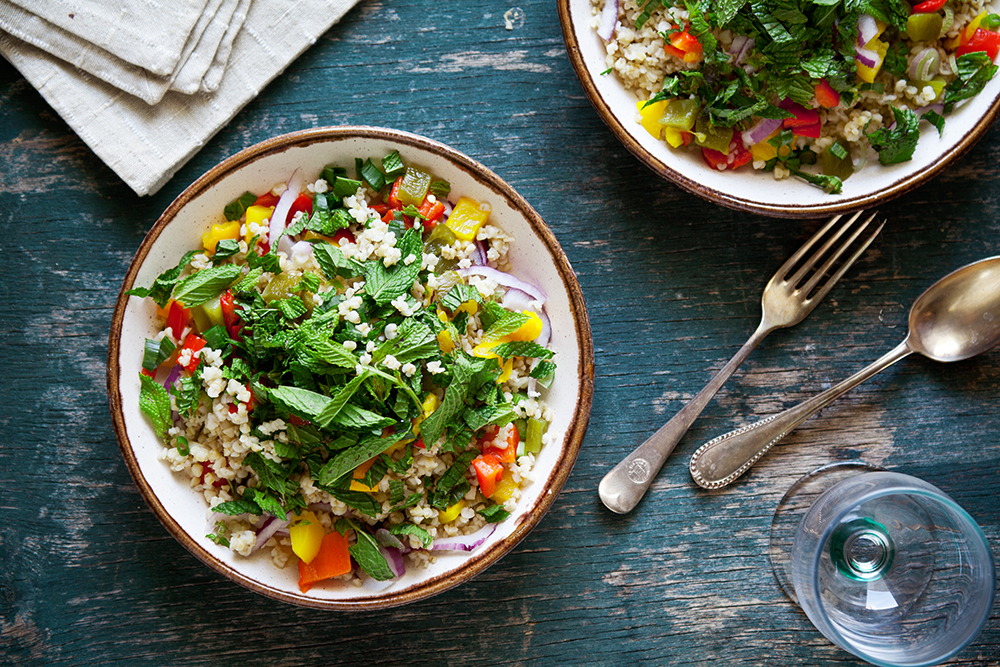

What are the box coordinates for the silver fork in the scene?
[598,211,884,514]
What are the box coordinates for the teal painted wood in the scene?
[1,0,999,664]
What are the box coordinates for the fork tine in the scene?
[775,213,844,277]
[799,210,880,294]
[803,212,884,302]
[785,209,867,286]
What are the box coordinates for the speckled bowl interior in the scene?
[559,0,1000,218]
[107,126,594,610]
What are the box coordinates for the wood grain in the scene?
[2,0,1000,664]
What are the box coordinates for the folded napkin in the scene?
[1,0,210,75]
[0,0,241,104]
[0,0,361,196]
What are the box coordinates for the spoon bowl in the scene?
[689,256,1000,490]
[908,256,1000,362]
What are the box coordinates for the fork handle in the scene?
[688,340,913,490]
[598,321,773,514]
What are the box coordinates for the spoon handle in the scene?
[688,340,913,490]
[598,321,773,514]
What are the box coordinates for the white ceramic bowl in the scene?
[107,127,594,609]
[558,0,1000,218]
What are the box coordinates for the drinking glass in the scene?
[769,462,995,667]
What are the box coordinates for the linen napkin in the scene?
[0,0,361,196]
[0,0,239,104]
[1,0,210,75]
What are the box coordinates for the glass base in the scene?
[768,461,884,606]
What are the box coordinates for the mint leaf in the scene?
[867,107,919,166]
[313,242,364,280]
[362,228,423,306]
[173,264,242,308]
[389,523,433,548]
[224,191,257,221]
[478,504,511,523]
[349,526,395,581]
[138,373,172,441]
[126,250,198,309]
[489,341,554,360]
[318,431,410,486]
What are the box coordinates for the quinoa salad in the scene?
[592,0,1000,193]
[129,151,557,593]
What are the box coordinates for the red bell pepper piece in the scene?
[782,102,820,128]
[472,454,505,498]
[219,289,243,341]
[418,197,446,231]
[665,27,703,63]
[793,119,822,138]
[332,229,356,245]
[298,531,353,592]
[911,0,946,12]
[483,423,520,463]
[701,130,752,171]
[165,300,190,338]
[180,334,207,372]
[253,192,281,208]
[387,177,404,208]
[814,79,841,108]
[288,193,314,220]
[957,28,1000,59]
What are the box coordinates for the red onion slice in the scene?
[457,266,547,304]
[856,13,878,46]
[253,515,291,553]
[855,44,880,69]
[729,35,755,65]
[162,364,182,390]
[431,523,497,551]
[535,308,551,347]
[597,0,618,42]
[375,528,404,550]
[742,117,783,146]
[268,169,304,245]
[380,546,406,578]
[472,240,488,266]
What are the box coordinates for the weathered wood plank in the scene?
[2,0,1000,664]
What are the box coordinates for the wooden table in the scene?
[2,1,999,664]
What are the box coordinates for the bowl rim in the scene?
[557,0,1000,219]
[106,125,596,610]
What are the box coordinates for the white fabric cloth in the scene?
[2,0,210,74]
[0,0,360,196]
[0,0,243,104]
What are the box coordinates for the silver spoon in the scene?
[689,255,1000,490]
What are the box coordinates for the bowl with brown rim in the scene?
[558,0,1000,218]
[107,126,594,609]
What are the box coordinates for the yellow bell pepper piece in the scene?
[497,357,514,384]
[662,126,686,148]
[438,500,466,524]
[454,300,479,316]
[445,197,491,241]
[422,393,440,418]
[491,470,518,503]
[289,511,326,564]
[474,310,544,358]
[201,220,240,254]
[349,458,381,493]
[636,99,668,139]
[855,38,888,84]
[437,330,455,353]
[244,205,274,242]
[749,129,790,163]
